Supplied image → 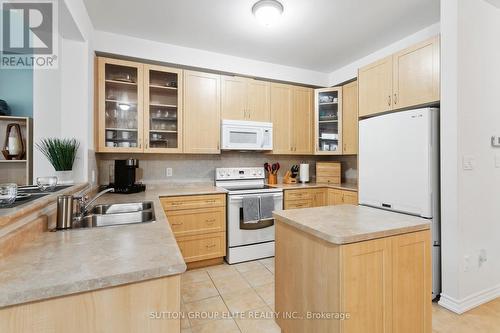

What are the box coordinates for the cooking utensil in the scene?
[264,162,271,173]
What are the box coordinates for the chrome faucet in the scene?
[74,188,115,221]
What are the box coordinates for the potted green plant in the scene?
[36,138,80,184]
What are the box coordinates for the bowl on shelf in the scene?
[0,183,17,205]
[36,176,58,192]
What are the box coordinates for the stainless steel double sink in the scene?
[72,202,156,228]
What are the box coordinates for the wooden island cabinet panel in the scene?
[275,220,432,333]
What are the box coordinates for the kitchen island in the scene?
[273,205,432,333]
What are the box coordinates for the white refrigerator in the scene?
[359,107,441,299]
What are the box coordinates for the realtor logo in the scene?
[1,0,58,69]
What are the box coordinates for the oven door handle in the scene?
[229,194,283,201]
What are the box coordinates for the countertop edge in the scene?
[0,263,187,309]
[273,210,431,245]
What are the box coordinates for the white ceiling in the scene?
[83,0,440,73]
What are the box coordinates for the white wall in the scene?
[439,0,500,313]
[327,23,441,86]
[32,0,95,183]
[93,30,329,87]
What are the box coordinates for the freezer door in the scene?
[359,108,439,218]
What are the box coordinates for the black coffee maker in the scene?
[109,159,146,194]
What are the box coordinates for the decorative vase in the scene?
[2,123,25,160]
[55,170,74,184]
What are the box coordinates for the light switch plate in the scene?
[462,155,475,170]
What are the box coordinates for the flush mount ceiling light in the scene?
[252,0,284,27]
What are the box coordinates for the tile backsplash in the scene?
[96,152,357,185]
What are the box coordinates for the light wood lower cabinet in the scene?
[161,194,226,265]
[275,222,431,333]
[285,188,357,210]
[327,188,358,205]
[0,275,181,333]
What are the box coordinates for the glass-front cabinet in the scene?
[96,57,183,153]
[144,65,182,153]
[97,58,144,152]
[314,87,343,155]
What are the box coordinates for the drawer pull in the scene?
[206,244,216,248]
[171,202,182,206]
[171,222,183,226]
[205,218,216,223]
[205,200,216,204]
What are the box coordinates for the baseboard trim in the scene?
[439,284,500,314]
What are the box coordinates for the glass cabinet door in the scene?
[314,87,343,155]
[98,58,144,152]
[144,65,183,153]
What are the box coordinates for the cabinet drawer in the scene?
[342,191,358,205]
[176,232,225,263]
[284,199,313,210]
[161,194,226,211]
[284,189,312,201]
[166,207,225,237]
[316,176,341,185]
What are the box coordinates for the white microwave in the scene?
[221,120,273,151]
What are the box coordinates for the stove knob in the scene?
[226,172,231,177]
[257,170,263,176]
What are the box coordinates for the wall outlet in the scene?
[495,154,500,168]
[166,168,173,177]
[479,249,487,268]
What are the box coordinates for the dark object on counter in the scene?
[2,123,25,160]
[108,158,146,194]
[0,100,10,116]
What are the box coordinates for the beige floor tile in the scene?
[212,272,252,294]
[190,319,240,333]
[254,282,274,307]
[234,260,265,273]
[221,287,267,313]
[182,269,211,284]
[235,306,281,333]
[181,328,193,333]
[184,296,231,327]
[182,279,219,303]
[207,264,239,279]
[241,266,274,288]
[259,258,275,273]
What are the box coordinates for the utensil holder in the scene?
[267,174,277,185]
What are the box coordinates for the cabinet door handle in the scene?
[205,218,216,223]
[206,244,216,248]
[171,222,183,226]
[388,95,391,106]
[394,93,398,105]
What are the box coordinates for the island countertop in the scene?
[0,183,228,309]
[273,204,430,245]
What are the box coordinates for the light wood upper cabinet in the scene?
[393,36,440,109]
[270,83,293,154]
[96,57,145,153]
[314,87,343,155]
[292,86,314,154]
[143,64,183,153]
[221,76,247,121]
[247,79,271,121]
[221,76,270,122]
[342,80,358,155]
[359,36,440,118]
[358,56,393,118]
[270,84,313,155]
[183,70,221,154]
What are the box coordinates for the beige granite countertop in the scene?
[273,205,430,245]
[270,182,358,192]
[0,183,230,309]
